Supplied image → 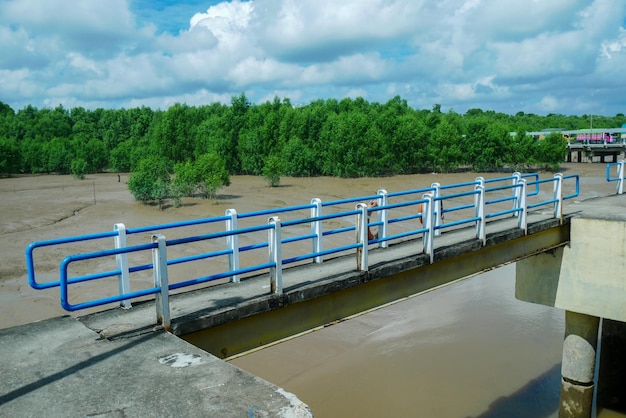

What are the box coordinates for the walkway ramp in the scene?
[0,315,311,417]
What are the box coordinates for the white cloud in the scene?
[190,0,255,53]
[156,25,219,54]
[228,57,300,86]
[0,0,625,115]
[255,0,425,62]
[1,0,138,57]
[345,88,369,99]
[538,95,561,113]
[601,27,626,58]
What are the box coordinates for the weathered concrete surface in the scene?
[556,216,626,321]
[560,379,594,418]
[517,193,626,318]
[559,311,599,418]
[561,312,599,385]
[0,316,311,417]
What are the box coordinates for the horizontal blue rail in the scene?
[606,160,626,195]
[127,215,230,235]
[26,231,119,290]
[60,242,158,310]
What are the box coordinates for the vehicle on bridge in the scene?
[574,132,613,144]
[522,128,626,146]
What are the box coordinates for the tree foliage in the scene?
[536,132,568,170]
[127,156,172,208]
[0,96,622,188]
[70,158,88,180]
[0,138,20,177]
[262,154,284,187]
[173,153,230,200]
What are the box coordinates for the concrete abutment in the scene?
[517,209,626,417]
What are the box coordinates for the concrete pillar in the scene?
[597,319,626,414]
[559,311,599,418]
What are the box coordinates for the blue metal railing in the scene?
[26,171,581,329]
[607,160,626,195]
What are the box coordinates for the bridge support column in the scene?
[597,319,626,414]
[559,311,599,418]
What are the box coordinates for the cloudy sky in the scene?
[1,0,625,115]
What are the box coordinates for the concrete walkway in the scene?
[0,316,311,417]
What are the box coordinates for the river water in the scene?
[230,264,565,417]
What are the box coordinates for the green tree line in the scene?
[1,94,624,180]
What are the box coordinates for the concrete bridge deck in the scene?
[2,192,623,417]
[81,205,572,357]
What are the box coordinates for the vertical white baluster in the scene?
[311,198,323,263]
[376,189,388,248]
[517,179,528,234]
[618,160,625,195]
[512,172,522,217]
[553,173,563,222]
[356,203,368,271]
[268,217,283,295]
[422,194,434,263]
[152,234,170,330]
[114,223,131,309]
[225,209,240,283]
[475,184,486,245]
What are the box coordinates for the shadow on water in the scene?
[470,363,561,418]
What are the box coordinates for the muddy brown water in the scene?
[231,265,564,418]
[0,163,619,416]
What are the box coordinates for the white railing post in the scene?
[517,179,528,234]
[152,234,170,330]
[311,198,323,263]
[268,217,283,295]
[475,184,486,245]
[422,194,434,263]
[553,173,563,222]
[114,223,131,309]
[618,160,625,195]
[225,209,240,283]
[512,172,522,217]
[376,189,388,248]
[356,203,368,271]
[431,182,442,236]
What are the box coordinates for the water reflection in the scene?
[230,264,565,418]
[474,364,561,418]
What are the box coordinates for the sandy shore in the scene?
[0,163,618,329]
